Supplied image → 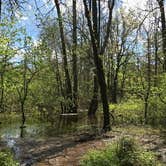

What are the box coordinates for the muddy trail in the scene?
[2,125,165,166]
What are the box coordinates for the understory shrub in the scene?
[0,149,18,166]
[109,97,166,126]
[109,99,144,124]
[148,96,166,126]
[80,137,161,166]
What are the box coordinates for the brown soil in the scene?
[31,126,166,166]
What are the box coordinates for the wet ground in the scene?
[34,126,166,166]
[0,112,103,165]
[0,113,166,165]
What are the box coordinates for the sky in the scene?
[123,0,147,10]
[16,0,165,42]
[10,0,165,63]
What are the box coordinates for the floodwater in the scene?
[0,111,103,165]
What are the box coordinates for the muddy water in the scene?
[0,112,103,165]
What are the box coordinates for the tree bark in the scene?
[154,17,158,87]
[83,0,115,131]
[144,34,151,124]
[54,0,73,112]
[0,74,4,112]
[72,0,78,113]
[112,72,118,103]
[0,0,2,20]
[88,72,98,116]
[157,0,166,71]
[21,101,26,127]
[88,0,99,116]
[51,51,65,113]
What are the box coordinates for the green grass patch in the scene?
[80,137,161,166]
[0,149,19,166]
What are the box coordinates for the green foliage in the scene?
[80,137,160,166]
[0,150,19,166]
[109,99,144,124]
[80,145,118,166]
[147,74,166,125]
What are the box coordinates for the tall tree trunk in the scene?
[88,0,99,116]
[21,57,27,128]
[72,0,78,113]
[54,0,73,112]
[0,0,2,20]
[21,101,26,127]
[157,0,166,71]
[144,35,151,124]
[120,65,127,101]
[83,0,115,131]
[88,72,98,116]
[154,17,158,87]
[153,15,159,123]
[107,57,111,100]
[0,74,4,111]
[108,54,114,102]
[51,51,65,113]
[112,72,118,103]
[111,63,120,104]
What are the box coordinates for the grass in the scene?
[0,149,19,166]
[80,137,162,166]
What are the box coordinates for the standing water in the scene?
[0,111,103,165]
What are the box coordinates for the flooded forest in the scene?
[0,0,166,165]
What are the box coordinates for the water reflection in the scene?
[0,112,104,164]
[57,114,78,131]
[0,112,103,147]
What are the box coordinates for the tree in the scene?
[0,18,20,112]
[108,9,139,103]
[54,0,73,113]
[13,37,39,128]
[156,0,166,71]
[83,0,115,131]
[88,0,99,116]
[72,0,78,113]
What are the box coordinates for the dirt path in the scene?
[32,126,166,166]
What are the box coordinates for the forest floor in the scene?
[25,125,166,166]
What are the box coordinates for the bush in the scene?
[148,96,166,126]
[80,137,160,166]
[109,99,144,124]
[0,150,19,166]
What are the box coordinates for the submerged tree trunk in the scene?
[54,0,73,112]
